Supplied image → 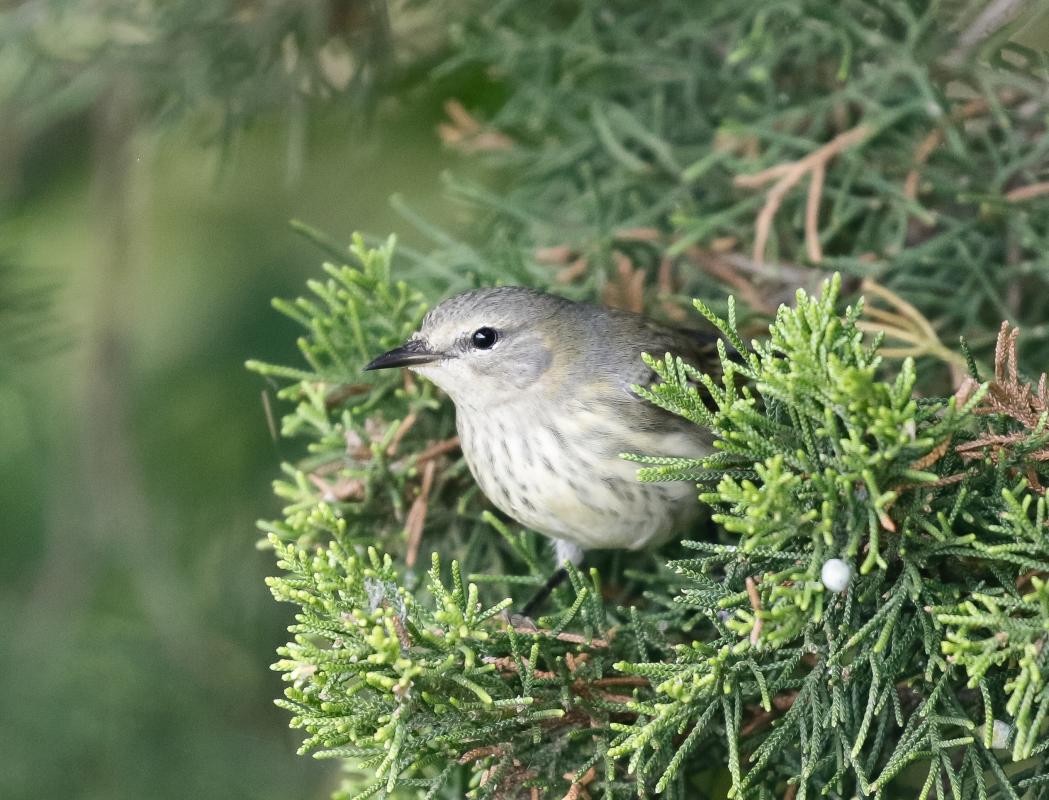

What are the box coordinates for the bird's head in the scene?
[365,287,575,409]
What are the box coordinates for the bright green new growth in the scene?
[254,242,1049,798]
[611,274,1049,798]
[268,541,558,796]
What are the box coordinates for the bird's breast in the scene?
[455,401,706,550]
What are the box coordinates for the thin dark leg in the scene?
[520,567,569,618]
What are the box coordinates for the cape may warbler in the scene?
[366,287,716,568]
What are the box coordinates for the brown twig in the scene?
[1006,182,1049,203]
[711,249,821,285]
[894,471,969,494]
[904,97,992,200]
[414,436,461,464]
[1016,570,1049,592]
[856,278,967,368]
[1028,468,1046,495]
[562,766,597,800]
[684,245,777,315]
[614,226,663,242]
[805,162,826,263]
[953,322,1049,490]
[557,256,590,284]
[482,654,557,681]
[535,245,574,264]
[956,434,1030,453]
[484,657,644,704]
[564,652,587,673]
[511,627,611,648]
[381,602,412,651]
[324,382,370,409]
[459,745,504,765]
[594,676,648,688]
[734,123,872,264]
[911,438,952,471]
[603,251,645,312]
[904,94,1020,202]
[308,472,365,502]
[386,410,418,457]
[904,128,945,200]
[746,576,763,646]
[657,255,688,321]
[404,459,436,568]
[657,255,675,296]
[437,99,514,154]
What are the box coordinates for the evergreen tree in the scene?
[246,1,1049,797]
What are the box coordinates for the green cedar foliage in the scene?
[421,0,1049,375]
[246,1,1049,797]
[617,275,1049,797]
[253,241,1049,797]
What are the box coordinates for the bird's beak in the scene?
[364,338,442,371]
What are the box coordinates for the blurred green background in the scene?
[0,4,474,797]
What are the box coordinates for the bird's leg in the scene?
[517,539,584,619]
[520,567,569,618]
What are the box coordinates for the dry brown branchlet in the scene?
[955,322,1049,492]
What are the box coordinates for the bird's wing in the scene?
[579,312,721,437]
[627,320,720,456]
[627,317,726,391]
[559,308,721,463]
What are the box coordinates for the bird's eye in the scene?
[471,327,498,349]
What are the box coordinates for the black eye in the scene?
[471,327,498,349]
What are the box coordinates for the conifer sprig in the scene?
[429,0,1049,380]
[612,275,1049,798]
[255,242,1049,796]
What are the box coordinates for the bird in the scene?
[365,287,717,607]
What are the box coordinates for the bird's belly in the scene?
[457,407,705,550]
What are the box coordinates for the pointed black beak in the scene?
[363,339,441,371]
